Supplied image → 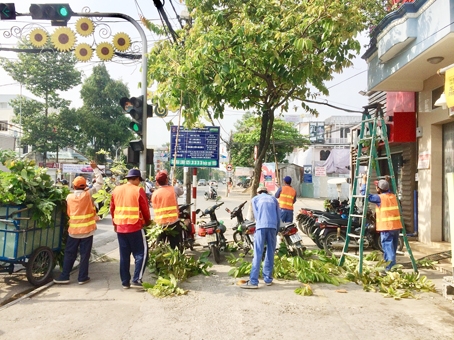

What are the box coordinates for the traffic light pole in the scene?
[70,11,148,172]
[6,7,149,172]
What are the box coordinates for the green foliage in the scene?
[295,284,313,296]
[226,249,436,299]
[0,150,69,228]
[144,243,212,297]
[0,39,81,156]
[75,64,133,160]
[143,275,188,298]
[92,177,118,219]
[230,115,310,167]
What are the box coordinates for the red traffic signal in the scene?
[0,3,16,20]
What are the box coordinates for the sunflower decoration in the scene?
[29,28,48,48]
[75,18,94,37]
[112,32,131,52]
[51,27,76,52]
[96,42,114,61]
[74,43,93,62]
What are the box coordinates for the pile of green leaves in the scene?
[144,241,212,298]
[227,249,437,299]
[0,150,69,228]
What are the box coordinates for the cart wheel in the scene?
[26,246,55,287]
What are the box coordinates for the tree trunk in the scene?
[250,108,275,198]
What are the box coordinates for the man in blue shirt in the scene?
[240,185,281,289]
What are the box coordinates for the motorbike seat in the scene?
[242,220,255,228]
[205,221,218,228]
[324,218,360,228]
[320,212,345,220]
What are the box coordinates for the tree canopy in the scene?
[74,64,133,161]
[230,113,309,167]
[0,39,81,159]
[144,0,388,195]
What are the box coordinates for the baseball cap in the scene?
[374,179,389,191]
[155,171,168,185]
[73,176,87,189]
[284,176,292,184]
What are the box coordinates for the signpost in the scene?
[170,126,220,167]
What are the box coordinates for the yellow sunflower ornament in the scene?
[74,43,93,62]
[51,27,76,52]
[112,32,131,52]
[75,18,94,37]
[96,42,114,61]
[29,28,48,48]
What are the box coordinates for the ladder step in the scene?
[358,155,370,160]
[376,157,389,160]
[349,214,364,218]
[351,195,365,198]
[343,253,360,259]
[348,233,362,238]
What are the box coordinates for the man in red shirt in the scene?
[110,169,151,289]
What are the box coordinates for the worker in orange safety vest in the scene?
[275,176,297,223]
[361,177,402,274]
[54,160,103,285]
[152,170,181,249]
[111,168,151,289]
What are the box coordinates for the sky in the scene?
[0,0,370,148]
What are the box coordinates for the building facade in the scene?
[289,116,362,199]
[363,0,454,245]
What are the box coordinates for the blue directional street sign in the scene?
[0,3,15,20]
[170,126,220,167]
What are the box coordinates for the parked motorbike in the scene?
[178,203,195,251]
[278,222,306,257]
[204,186,219,201]
[225,201,256,253]
[320,209,380,256]
[196,201,226,264]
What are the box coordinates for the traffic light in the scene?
[0,3,16,20]
[29,3,73,26]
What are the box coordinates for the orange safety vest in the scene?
[375,193,403,231]
[152,186,179,225]
[67,191,97,235]
[112,184,142,225]
[278,185,296,211]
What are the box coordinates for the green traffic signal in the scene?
[58,6,69,17]
[129,121,142,135]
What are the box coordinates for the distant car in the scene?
[197,179,207,186]
[209,180,218,187]
[222,179,226,185]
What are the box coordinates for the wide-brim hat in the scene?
[125,169,143,181]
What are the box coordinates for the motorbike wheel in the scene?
[372,233,382,251]
[188,239,195,251]
[210,244,221,264]
[323,231,346,257]
[233,231,245,249]
[313,230,324,250]
[204,195,209,201]
[296,247,305,258]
